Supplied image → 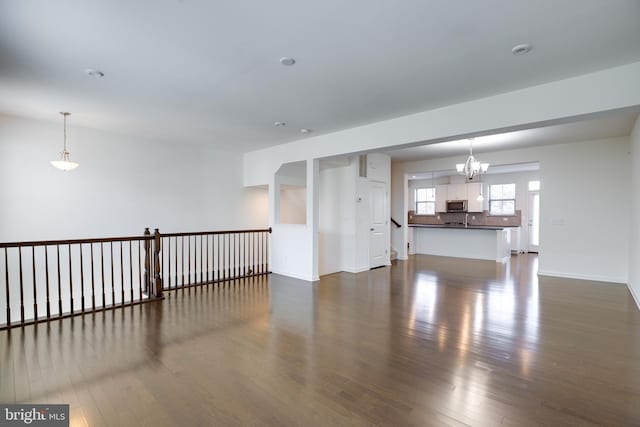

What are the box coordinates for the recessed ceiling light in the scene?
[511,44,532,55]
[279,57,296,66]
[85,68,105,77]
[300,128,312,134]
[274,121,286,127]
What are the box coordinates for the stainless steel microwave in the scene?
[446,200,467,213]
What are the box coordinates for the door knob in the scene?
[370,228,374,231]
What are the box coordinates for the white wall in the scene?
[318,154,390,276]
[537,139,629,283]
[270,224,313,280]
[0,114,270,324]
[279,185,306,224]
[319,161,354,275]
[629,116,640,308]
[269,159,319,281]
[393,136,631,284]
[0,114,268,241]
[391,167,408,258]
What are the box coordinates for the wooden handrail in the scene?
[159,228,271,292]
[161,227,272,238]
[0,226,272,330]
[0,235,152,248]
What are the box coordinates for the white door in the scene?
[369,181,388,268]
[528,191,540,253]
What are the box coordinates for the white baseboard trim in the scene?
[627,283,640,310]
[341,266,369,274]
[270,270,318,282]
[537,269,627,285]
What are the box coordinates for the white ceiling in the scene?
[387,111,639,162]
[1,1,639,151]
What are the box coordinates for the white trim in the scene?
[628,283,640,311]
[537,270,627,285]
[270,270,318,282]
[246,62,640,186]
[496,255,510,263]
[341,266,370,274]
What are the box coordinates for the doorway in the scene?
[528,190,540,253]
[369,181,388,268]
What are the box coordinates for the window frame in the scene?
[414,187,436,215]
[489,183,516,216]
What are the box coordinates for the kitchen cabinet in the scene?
[448,184,467,200]
[510,227,521,253]
[412,226,511,262]
[433,182,486,213]
[435,185,448,213]
[466,182,483,212]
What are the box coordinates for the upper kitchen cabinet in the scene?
[431,181,485,214]
[466,182,483,212]
[435,185,448,213]
[448,184,467,200]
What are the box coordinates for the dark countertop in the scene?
[408,224,517,230]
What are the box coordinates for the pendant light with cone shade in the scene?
[50,112,79,171]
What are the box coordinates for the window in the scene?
[489,183,516,215]
[415,188,436,215]
[528,180,540,191]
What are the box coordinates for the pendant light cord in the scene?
[63,113,67,152]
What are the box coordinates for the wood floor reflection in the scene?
[1,254,639,426]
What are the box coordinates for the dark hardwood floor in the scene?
[1,254,639,426]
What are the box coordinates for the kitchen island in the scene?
[409,224,512,262]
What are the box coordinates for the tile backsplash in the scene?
[408,210,521,227]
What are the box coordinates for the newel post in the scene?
[143,227,151,294]
[153,228,163,298]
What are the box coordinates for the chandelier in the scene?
[50,112,79,171]
[455,138,488,180]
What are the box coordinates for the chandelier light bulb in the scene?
[456,138,488,179]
